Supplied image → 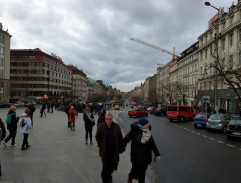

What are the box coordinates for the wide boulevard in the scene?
[118,106,241,183]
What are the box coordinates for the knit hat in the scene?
[138,118,149,126]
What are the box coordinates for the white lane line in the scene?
[196,133,201,135]
[239,149,241,151]
[227,144,235,148]
[209,138,215,140]
[217,141,225,144]
[202,135,207,138]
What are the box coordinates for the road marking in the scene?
[217,141,225,144]
[196,133,201,135]
[202,135,207,138]
[209,138,215,140]
[227,144,235,148]
[239,149,241,151]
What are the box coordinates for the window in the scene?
[210,46,212,55]
[240,52,241,64]
[0,35,4,44]
[0,47,4,55]
[223,21,226,30]
[230,33,234,46]
[0,58,3,66]
[205,49,207,58]
[240,28,241,41]
[231,15,234,24]
[222,58,226,68]
[0,69,3,78]
[230,55,233,68]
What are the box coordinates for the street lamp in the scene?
[205,1,221,113]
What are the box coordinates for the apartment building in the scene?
[0,22,11,102]
[68,65,88,102]
[10,49,72,103]
[198,1,241,113]
[177,42,199,107]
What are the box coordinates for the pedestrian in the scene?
[1,105,19,148]
[95,112,125,183]
[47,102,50,113]
[239,107,241,118]
[0,118,6,144]
[97,108,106,127]
[124,118,161,183]
[27,101,36,127]
[65,104,71,128]
[51,102,54,113]
[19,108,32,150]
[40,103,46,117]
[68,106,77,131]
[83,107,95,145]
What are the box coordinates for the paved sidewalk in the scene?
[0,108,149,183]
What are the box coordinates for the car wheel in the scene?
[194,124,198,128]
[146,113,148,117]
[223,126,227,134]
[169,119,173,122]
[180,117,184,122]
[129,115,132,118]
[227,135,233,140]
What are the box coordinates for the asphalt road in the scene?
[117,107,241,183]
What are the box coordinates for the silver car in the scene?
[206,114,233,133]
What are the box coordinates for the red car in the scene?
[128,107,148,118]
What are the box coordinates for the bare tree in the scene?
[175,81,189,105]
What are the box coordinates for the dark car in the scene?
[153,108,166,116]
[226,118,241,139]
[194,113,210,128]
[0,102,11,108]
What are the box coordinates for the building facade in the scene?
[10,49,72,103]
[198,1,241,113]
[0,22,11,102]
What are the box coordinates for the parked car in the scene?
[166,105,195,122]
[206,114,233,133]
[13,101,25,108]
[153,108,166,116]
[0,102,11,108]
[128,107,148,118]
[226,118,241,139]
[194,113,211,128]
[114,105,120,110]
[147,107,155,114]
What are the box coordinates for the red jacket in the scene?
[68,109,77,122]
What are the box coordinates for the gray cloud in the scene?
[0,0,233,91]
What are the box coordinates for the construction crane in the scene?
[130,37,180,59]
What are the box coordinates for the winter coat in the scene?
[124,122,160,165]
[97,110,106,127]
[83,112,95,128]
[19,113,32,134]
[95,122,125,166]
[0,118,6,141]
[68,108,77,122]
[28,104,36,117]
[7,110,19,131]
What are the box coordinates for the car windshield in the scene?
[209,114,223,120]
[230,120,241,125]
[129,109,135,111]
[196,114,206,118]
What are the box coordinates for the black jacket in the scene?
[28,104,36,116]
[7,110,19,131]
[124,122,160,165]
[97,110,106,127]
[0,118,6,141]
[83,112,94,128]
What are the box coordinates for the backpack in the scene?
[19,117,26,127]
[5,113,14,124]
[71,113,75,118]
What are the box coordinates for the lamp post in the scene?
[205,1,221,113]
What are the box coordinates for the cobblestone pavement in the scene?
[0,108,150,183]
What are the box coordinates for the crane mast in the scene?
[130,37,180,59]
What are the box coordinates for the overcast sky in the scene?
[0,0,234,92]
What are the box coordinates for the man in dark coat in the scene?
[65,104,71,128]
[95,112,125,183]
[28,101,36,126]
[124,118,161,183]
[2,105,19,147]
[0,118,6,142]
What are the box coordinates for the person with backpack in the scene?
[40,102,46,117]
[1,105,19,147]
[27,101,36,127]
[68,106,77,131]
[19,108,32,150]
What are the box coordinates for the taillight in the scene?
[218,120,223,124]
[227,124,230,129]
[206,115,208,122]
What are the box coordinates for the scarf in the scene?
[137,124,151,144]
[86,112,91,118]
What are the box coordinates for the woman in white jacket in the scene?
[20,108,32,150]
